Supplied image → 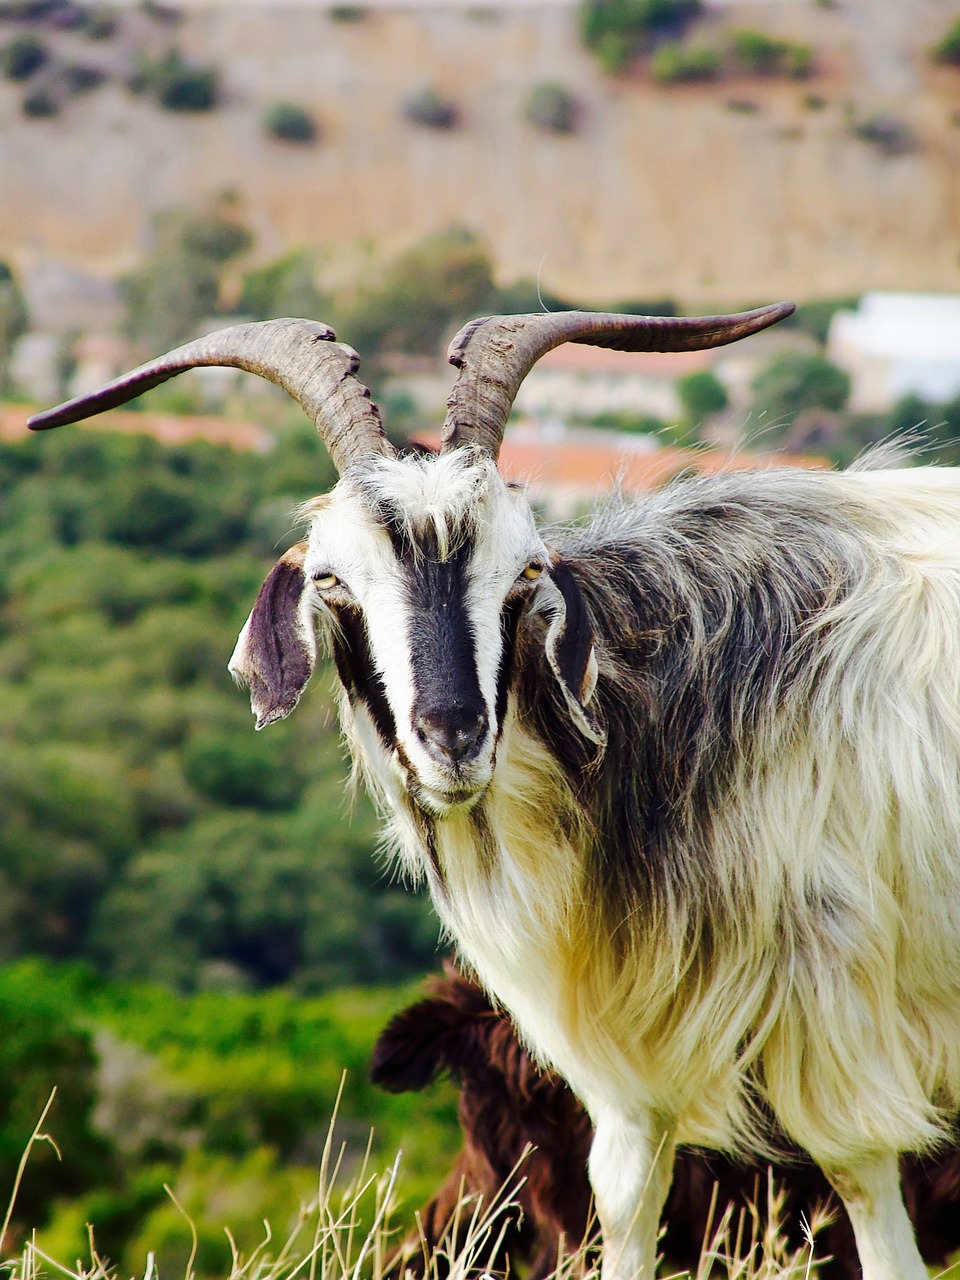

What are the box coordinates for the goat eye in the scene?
[313,573,339,590]
[521,562,544,582]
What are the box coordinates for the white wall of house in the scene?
[829,293,960,412]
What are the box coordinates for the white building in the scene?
[828,293,960,413]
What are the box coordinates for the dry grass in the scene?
[2,1086,958,1280]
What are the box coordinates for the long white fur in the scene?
[287,458,960,1280]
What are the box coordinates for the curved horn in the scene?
[442,302,796,459]
[28,317,394,474]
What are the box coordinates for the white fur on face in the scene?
[303,453,547,812]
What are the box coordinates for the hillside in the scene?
[2,0,960,307]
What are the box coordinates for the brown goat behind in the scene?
[371,964,960,1279]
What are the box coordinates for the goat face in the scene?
[230,449,600,817]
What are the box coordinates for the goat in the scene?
[372,963,960,1279]
[29,304,960,1280]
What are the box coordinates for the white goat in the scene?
[29,307,960,1280]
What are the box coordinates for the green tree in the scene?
[0,261,29,398]
[931,16,960,66]
[750,350,850,429]
[120,206,253,352]
[342,228,495,356]
[579,0,702,71]
[677,369,728,423]
[238,250,328,321]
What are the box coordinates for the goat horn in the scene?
[441,302,796,459]
[27,317,394,474]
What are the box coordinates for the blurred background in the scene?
[1,0,960,1271]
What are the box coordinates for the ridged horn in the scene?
[442,302,796,459]
[27,317,394,474]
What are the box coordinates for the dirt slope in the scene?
[1,0,959,305]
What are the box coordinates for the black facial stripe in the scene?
[402,539,486,725]
[495,595,526,737]
[331,604,397,749]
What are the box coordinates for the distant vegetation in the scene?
[0,960,459,1276]
[401,85,459,130]
[931,15,960,67]
[523,81,580,134]
[263,101,318,144]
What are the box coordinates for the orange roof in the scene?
[534,345,716,376]
[497,436,825,495]
[415,427,827,498]
[0,406,274,453]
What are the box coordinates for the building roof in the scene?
[0,406,274,453]
[533,345,716,377]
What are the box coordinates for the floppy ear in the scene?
[540,558,604,747]
[228,541,317,730]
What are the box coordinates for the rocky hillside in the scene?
[2,0,960,307]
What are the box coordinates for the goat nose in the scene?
[415,709,487,764]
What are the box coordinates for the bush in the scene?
[931,16,960,66]
[342,227,495,356]
[263,101,317,143]
[238,250,328,321]
[21,86,59,117]
[580,0,703,71]
[138,47,219,112]
[650,40,720,83]
[80,7,118,39]
[63,62,107,93]
[731,28,813,78]
[0,33,48,80]
[402,85,458,129]
[329,4,366,18]
[750,350,850,428]
[852,112,916,157]
[677,370,728,422]
[523,82,579,133]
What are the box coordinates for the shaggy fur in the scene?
[231,456,960,1280]
[372,966,960,1280]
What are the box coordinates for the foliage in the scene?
[21,85,59,116]
[132,46,219,112]
[730,29,813,78]
[0,961,115,1229]
[677,369,728,422]
[0,429,439,989]
[119,205,253,350]
[579,0,702,72]
[523,82,579,133]
[238,250,329,322]
[263,101,317,144]
[341,228,495,357]
[851,112,916,157]
[0,260,29,398]
[749,350,850,430]
[0,959,461,1274]
[650,40,720,83]
[0,32,48,79]
[401,86,458,130]
[931,16,960,67]
[329,5,367,19]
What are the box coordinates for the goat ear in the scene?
[229,541,317,730]
[541,558,604,747]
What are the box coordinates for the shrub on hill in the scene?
[402,85,458,130]
[931,16,960,67]
[580,0,703,73]
[263,101,318,144]
[0,32,48,79]
[523,82,580,133]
